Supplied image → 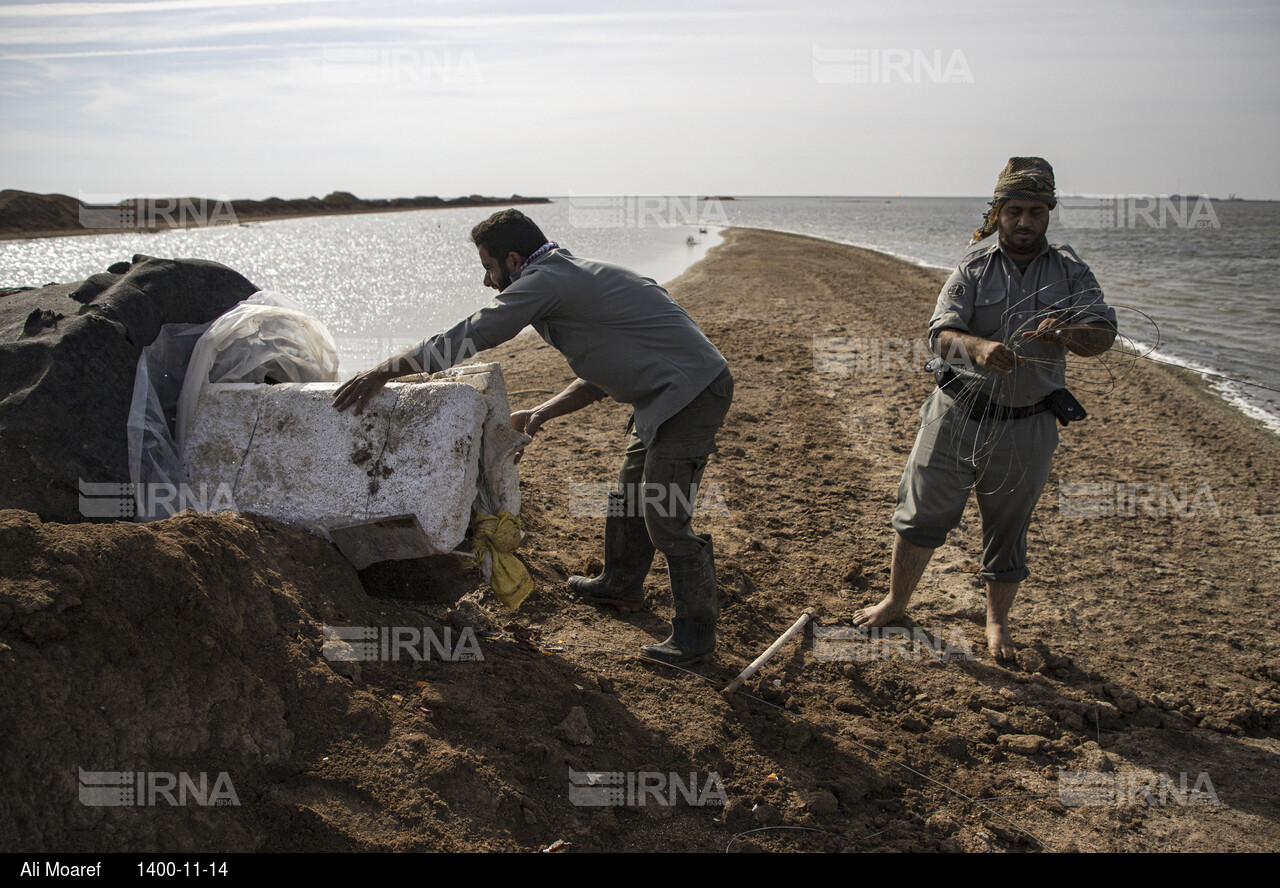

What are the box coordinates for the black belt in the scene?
[935,367,1050,422]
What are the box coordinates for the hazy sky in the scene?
[2,0,1277,200]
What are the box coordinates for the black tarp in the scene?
[0,254,258,521]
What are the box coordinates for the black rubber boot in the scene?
[642,535,718,663]
[568,492,655,610]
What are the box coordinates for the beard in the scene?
[999,228,1044,258]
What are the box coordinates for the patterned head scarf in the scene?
[970,156,1057,244]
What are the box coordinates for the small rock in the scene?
[900,716,929,734]
[320,638,362,681]
[1016,648,1046,674]
[722,798,755,830]
[1076,744,1114,773]
[1198,715,1244,735]
[555,706,594,746]
[1043,651,1071,670]
[800,789,839,816]
[925,811,958,836]
[448,591,494,633]
[998,734,1046,755]
[1056,709,1085,732]
[982,708,1011,732]
[752,802,782,825]
[1089,700,1122,728]
[785,723,812,752]
[835,697,864,714]
[419,684,450,709]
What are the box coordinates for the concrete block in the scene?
[438,362,525,516]
[183,372,514,557]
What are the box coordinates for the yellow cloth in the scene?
[470,510,534,610]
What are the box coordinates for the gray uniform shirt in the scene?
[929,238,1116,407]
[414,247,728,447]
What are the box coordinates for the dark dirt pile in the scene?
[2,229,1278,852]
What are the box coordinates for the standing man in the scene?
[852,158,1116,661]
[333,209,733,664]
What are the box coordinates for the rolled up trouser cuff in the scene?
[981,565,1030,583]
[892,522,949,551]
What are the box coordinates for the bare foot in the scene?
[986,622,1016,662]
[851,595,906,628]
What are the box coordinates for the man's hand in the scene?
[507,379,604,464]
[333,344,429,414]
[510,409,545,438]
[937,329,1025,377]
[1021,316,1072,346]
[509,409,545,464]
[971,339,1026,376]
[332,367,394,414]
[1020,316,1117,356]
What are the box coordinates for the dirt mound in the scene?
[0,190,85,235]
[0,190,552,239]
[1,507,888,853]
[0,510,374,850]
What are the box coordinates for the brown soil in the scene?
[2,229,1278,853]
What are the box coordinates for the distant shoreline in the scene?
[0,189,551,242]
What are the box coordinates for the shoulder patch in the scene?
[946,282,966,298]
[1053,243,1087,268]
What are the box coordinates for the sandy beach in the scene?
[2,228,1278,853]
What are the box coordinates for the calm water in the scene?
[0,203,723,372]
[717,197,1280,431]
[2,196,1276,429]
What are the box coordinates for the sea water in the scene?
[2,196,1275,430]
